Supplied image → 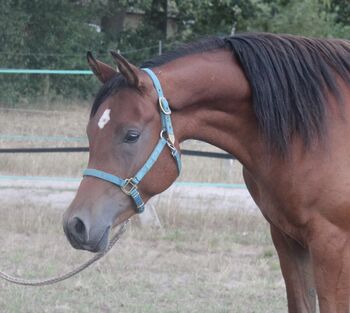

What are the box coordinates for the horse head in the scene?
[62,52,180,252]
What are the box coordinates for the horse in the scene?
[62,32,350,313]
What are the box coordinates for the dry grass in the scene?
[0,200,285,313]
[0,104,286,312]
[0,106,90,177]
[0,107,244,183]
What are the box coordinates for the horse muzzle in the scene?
[63,214,112,252]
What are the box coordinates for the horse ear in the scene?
[110,51,141,88]
[87,51,117,83]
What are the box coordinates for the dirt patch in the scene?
[0,107,285,312]
[0,179,286,313]
[0,177,258,213]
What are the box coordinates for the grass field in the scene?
[0,201,286,313]
[0,105,286,312]
[0,106,243,182]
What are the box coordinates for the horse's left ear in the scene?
[110,51,141,88]
[87,51,117,83]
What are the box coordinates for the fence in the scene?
[0,40,179,105]
[0,145,234,160]
[0,67,242,188]
[0,67,234,158]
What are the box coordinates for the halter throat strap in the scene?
[83,68,181,213]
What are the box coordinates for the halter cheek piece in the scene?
[82,68,182,214]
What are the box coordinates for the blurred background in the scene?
[0,1,349,312]
[1,0,349,106]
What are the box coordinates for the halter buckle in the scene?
[121,178,137,195]
[159,97,171,115]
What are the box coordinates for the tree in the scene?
[173,0,350,40]
[248,0,350,38]
[329,0,350,24]
[1,0,349,105]
[174,0,261,39]
[0,0,102,103]
[0,0,30,102]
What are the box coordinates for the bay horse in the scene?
[63,33,350,313]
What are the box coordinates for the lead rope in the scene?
[0,219,129,286]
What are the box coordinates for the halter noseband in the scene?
[82,68,181,214]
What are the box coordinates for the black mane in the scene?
[91,33,350,154]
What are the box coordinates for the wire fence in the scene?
[0,45,244,192]
[0,40,179,105]
[0,146,235,160]
[0,59,235,162]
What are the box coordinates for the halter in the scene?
[83,68,181,214]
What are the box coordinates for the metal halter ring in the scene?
[159,97,172,115]
[82,68,181,216]
[160,130,176,151]
[121,178,137,195]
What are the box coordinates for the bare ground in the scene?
[0,178,286,313]
[0,107,287,312]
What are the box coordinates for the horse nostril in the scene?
[69,217,89,245]
[74,218,85,234]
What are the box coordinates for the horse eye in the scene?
[124,130,140,143]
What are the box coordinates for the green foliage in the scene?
[175,0,350,39]
[0,0,103,104]
[0,0,349,106]
[0,0,30,103]
[175,0,261,38]
[248,0,350,38]
[330,0,350,24]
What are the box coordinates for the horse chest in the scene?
[242,167,313,245]
[243,163,350,246]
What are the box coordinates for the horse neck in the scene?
[153,49,261,170]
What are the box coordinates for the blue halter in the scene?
[83,68,181,214]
